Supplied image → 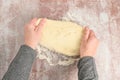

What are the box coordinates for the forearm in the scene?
[2,45,37,80]
[77,56,98,80]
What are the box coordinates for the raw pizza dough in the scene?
[36,18,83,56]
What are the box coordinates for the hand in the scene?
[80,27,99,58]
[24,18,46,49]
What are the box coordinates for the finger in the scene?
[90,30,99,41]
[29,18,38,27]
[88,30,98,41]
[83,27,90,40]
[36,18,46,32]
[89,30,96,38]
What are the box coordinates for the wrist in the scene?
[80,53,94,58]
[24,42,36,49]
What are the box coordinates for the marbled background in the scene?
[0,0,120,80]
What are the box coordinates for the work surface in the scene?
[0,0,120,80]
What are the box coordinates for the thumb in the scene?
[36,18,46,34]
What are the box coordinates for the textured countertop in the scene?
[0,0,120,80]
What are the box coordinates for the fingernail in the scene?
[43,18,46,22]
[40,18,45,23]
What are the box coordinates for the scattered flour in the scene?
[36,44,79,66]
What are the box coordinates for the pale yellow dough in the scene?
[36,18,83,56]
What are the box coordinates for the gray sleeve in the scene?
[2,45,37,80]
[77,56,98,80]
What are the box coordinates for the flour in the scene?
[36,44,79,66]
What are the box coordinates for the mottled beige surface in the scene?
[0,0,120,80]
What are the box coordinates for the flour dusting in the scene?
[37,44,79,66]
